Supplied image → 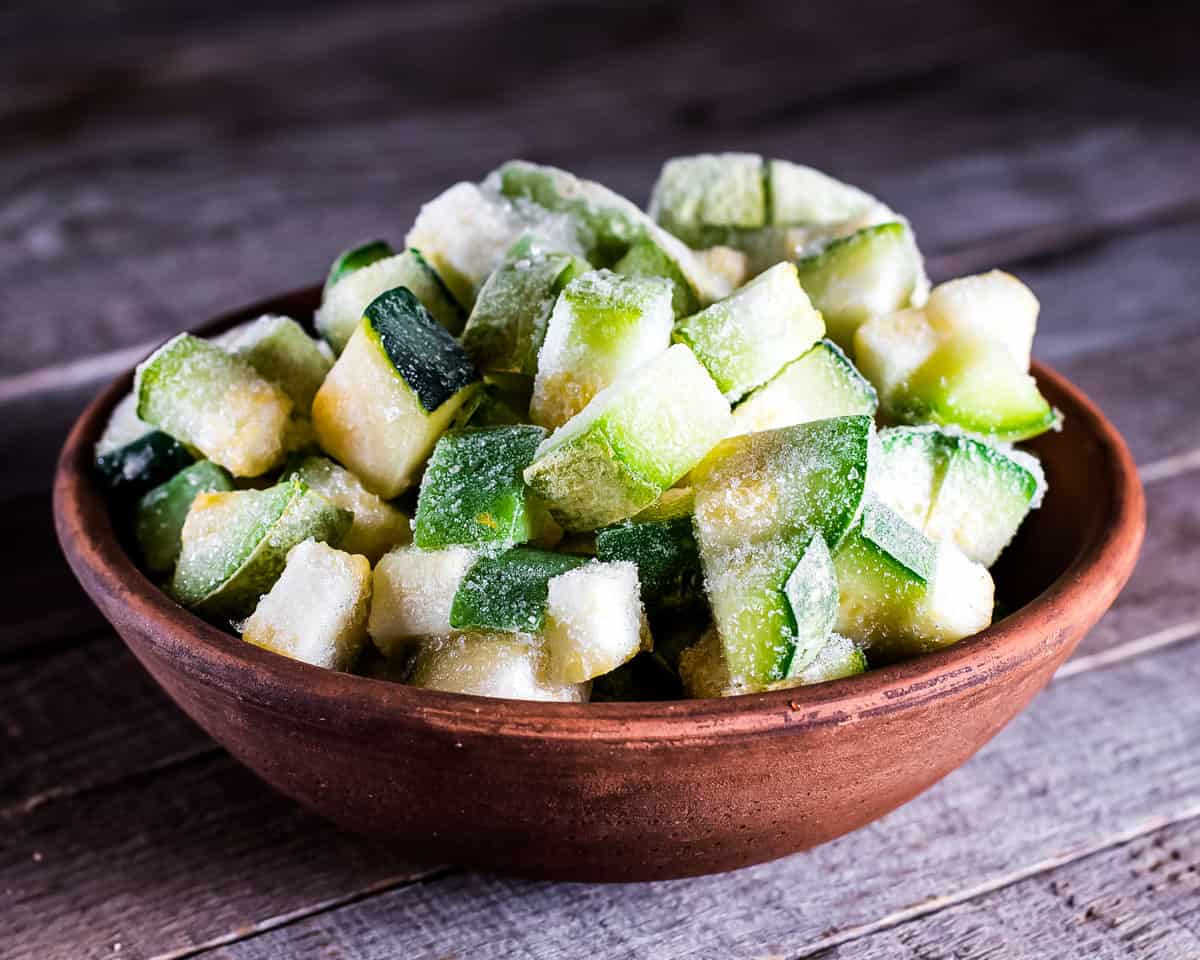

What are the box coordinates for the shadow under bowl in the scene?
[54,287,1145,882]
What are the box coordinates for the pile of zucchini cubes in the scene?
[95,154,1057,701]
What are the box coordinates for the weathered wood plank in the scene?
[1,753,435,960]
[810,816,1200,959]
[62,636,1192,960]
[3,36,1198,375]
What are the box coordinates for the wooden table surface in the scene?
[4,2,1200,957]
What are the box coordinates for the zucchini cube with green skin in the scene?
[409,633,589,702]
[137,334,293,478]
[170,477,351,622]
[833,500,993,661]
[324,239,394,293]
[368,546,478,657]
[414,425,547,550]
[449,547,587,634]
[673,262,824,403]
[731,339,877,436]
[692,416,872,687]
[316,247,465,351]
[94,429,194,498]
[241,539,372,672]
[312,286,480,498]
[541,560,649,684]
[853,306,942,406]
[460,236,590,384]
[530,269,675,429]
[135,460,234,574]
[491,160,733,305]
[894,335,1059,442]
[874,426,1045,567]
[924,270,1038,370]
[612,239,701,318]
[283,456,411,563]
[595,490,702,609]
[793,222,924,353]
[648,153,767,247]
[523,343,732,531]
[217,314,333,414]
[767,159,883,227]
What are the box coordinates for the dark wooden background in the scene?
[3,2,1200,957]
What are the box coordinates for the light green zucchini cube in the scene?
[523,343,732,530]
[924,270,1038,370]
[135,460,234,574]
[368,545,479,656]
[217,314,333,414]
[530,269,675,428]
[312,287,480,498]
[648,153,767,246]
[324,239,394,292]
[409,633,589,702]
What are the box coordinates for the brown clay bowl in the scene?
[54,287,1144,882]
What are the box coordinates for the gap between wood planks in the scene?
[2,192,1200,407]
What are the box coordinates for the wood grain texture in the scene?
[119,638,1200,960]
[812,817,1200,959]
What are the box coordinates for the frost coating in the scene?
[542,560,648,683]
[409,633,588,702]
[216,314,333,413]
[368,545,478,656]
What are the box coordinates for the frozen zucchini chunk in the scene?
[241,539,371,671]
[673,262,823,402]
[874,426,1044,567]
[853,306,942,405]
[460,235,590,386]
[692,415,872,687]
[490,160,733,304]
[793,222,924,353]
[530,269,675,428]
[216,314,333,413]
[894,335,1059,442]
[731,339,877,436]
[523,343,732,530]
[317,246,465,351]
[170,477,351,621]
[409,633,589,702]
[648,153,767,247]
[924,270,1038,369]
[612,239,701,317]
[312,286,480,498]
[595,488,701,609]
[135,460,234,574]
[680,627,866,698]
[414,425,547,550]
[767,159,883,228]
[541,560,649,683]
[94,394,194,497]
[449,547,587,634]
[283,455,411,563]
[833,499,993,661]
[324,239,394,292]
[136,334,293,477]
[368,545,478,656]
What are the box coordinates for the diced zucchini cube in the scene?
[612,239,701,317]
[324,239,394,293]
[766,159,882,227]
[135,460,234,574]
[853,306,942,406]
[449,547,587,634]
[833,500,993,661]
[460,236,590,385]
[895,335,1059,442]
[217,314,333,414]
[693,416,872,687]
[170,477,351,621]
[648,153,767,246]
[793,222,924,353]
[595,491,701,609]
[414,425,547,550]
[317,247,465,352]
[731,339,877,436]
[541,560,649,683]
[241,539,372,671]
[405,181,554,308]
[312,287,480,498]
[368,545,478,656]
[673,262,823,402]
[284,455,411,563]
[409,633,589,702]
[872,426,953,532]
[530,269,675,428]
[136,334,294,477]
[523,344,732,530]
[924,270,1038,370]
[94,430,194,498]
